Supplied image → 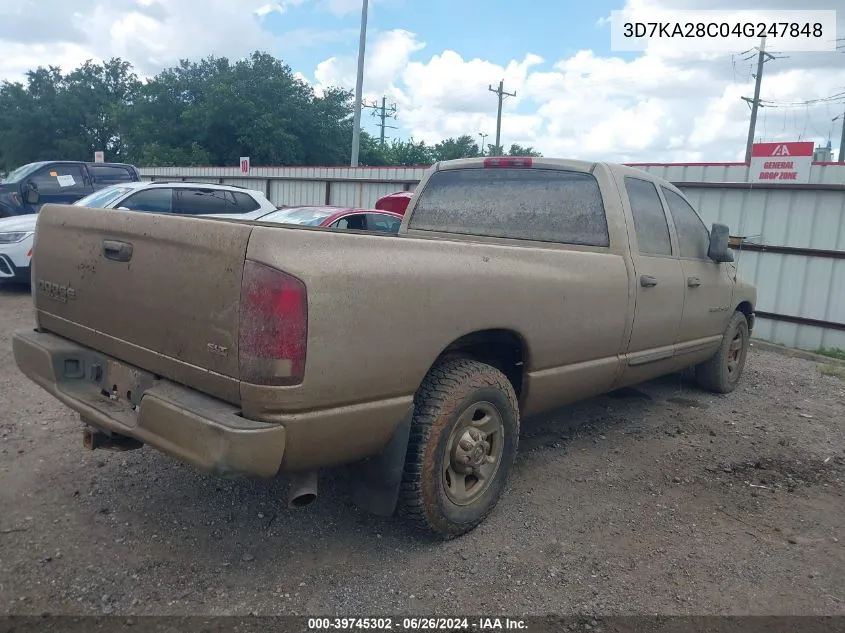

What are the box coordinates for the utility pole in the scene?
[478,132,488,156]
[488,79,516,156]
[835,109,845,163]
[741,36,776,163]
[363,96,398,145]
[350,0,369,167]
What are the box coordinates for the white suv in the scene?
[0,181,277,284]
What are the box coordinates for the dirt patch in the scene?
[718,455,845,490]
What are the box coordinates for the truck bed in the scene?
[30,203,633,419]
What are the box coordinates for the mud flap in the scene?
[349,404,414,517]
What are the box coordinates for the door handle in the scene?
[640,275,658,287]
[103,240,133,262]
[687,276,701,287]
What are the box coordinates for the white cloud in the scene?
[0,0,321,81]
[1,0,842,162]
[307,0,844,160]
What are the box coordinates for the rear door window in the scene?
[174,188,236,215]
[366,213,402,233]
[408,167,609,247]
[120,188,174,213]
[232,191,261,213]
[89,165,135,185]
[624,177,673,256]
[331,214,367,230]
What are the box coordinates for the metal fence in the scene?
[139,162,845,352]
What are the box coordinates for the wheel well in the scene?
[434,329,527,400]
[736,301,754,332]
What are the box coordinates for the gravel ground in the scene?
[1,281,843,617]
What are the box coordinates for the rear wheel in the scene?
[398,358,520,539]
[695,310,750,394]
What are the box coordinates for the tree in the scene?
[123,51,355,167]
[0,52,544,172]
[507,143,542,157]
[357,132,393,166]
[0,60,139,171]
[385,139,435,166]
[433,135,480,161]
[57,59,140,162]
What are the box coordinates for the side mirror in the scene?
[708,222,734,263]
[23,183,39,205]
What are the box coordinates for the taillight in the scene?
[239,260,307,386]
[483,156,533,168]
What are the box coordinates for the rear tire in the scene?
[694,310,750,394]
[398,358,520,539]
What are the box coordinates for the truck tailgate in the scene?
[31,204,253,404]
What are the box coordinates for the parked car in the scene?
[13,156,756,539]
[0,160,141,218]
[215,205,404,233]
[0,180,276,284]
[374,190,413,215]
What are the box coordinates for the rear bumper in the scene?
[12,328,287,478]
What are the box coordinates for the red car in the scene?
[374,190,413,215]
[247,205,404,233]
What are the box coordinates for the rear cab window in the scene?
[88,165,136,185]
[408,167,610,247]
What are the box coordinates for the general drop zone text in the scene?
[756,170,799,180]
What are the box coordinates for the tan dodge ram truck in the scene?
[13,156,756,539]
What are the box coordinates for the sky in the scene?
[0,0,843,162]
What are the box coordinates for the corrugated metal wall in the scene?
[138,162,845,353]
[269,179,325,206]
[680,185,845,351]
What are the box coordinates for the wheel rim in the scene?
[443,401,504,506]
[726,326,746,376]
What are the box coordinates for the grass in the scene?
[819,365,845,380]
[814,347,845,361]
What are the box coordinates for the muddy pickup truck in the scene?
[13,156,756,538]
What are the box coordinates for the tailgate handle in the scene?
[103,240,133,262]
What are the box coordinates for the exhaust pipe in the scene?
[287,471,318,508]
[82,427,143,452]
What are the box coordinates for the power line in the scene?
[488,79,516,156]
[363,96,398,145]
[759,91,845,107]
